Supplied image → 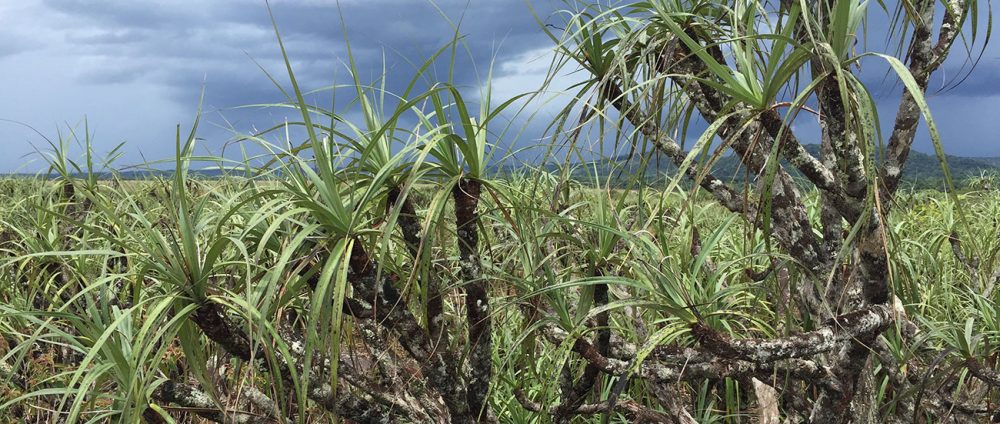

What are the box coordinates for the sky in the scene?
[0,0,998,173]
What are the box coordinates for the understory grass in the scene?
[0,172,997,422]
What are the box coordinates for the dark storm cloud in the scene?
[43,0,560,89]
[1,0,998,172]
[927,58,1000,99]
[41,0,200,28]
[0,0,567,171]
[853,47,1000,101]
[39,0,562,126]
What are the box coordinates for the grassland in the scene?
[0,170,997,422]
[1,0,997,420]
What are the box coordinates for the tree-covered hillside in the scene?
[568,144,1000,188]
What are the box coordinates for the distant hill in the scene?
[6,146,999,188]
[1,168,232,180]
[884,150,1000,186]
[566,144,1000,188]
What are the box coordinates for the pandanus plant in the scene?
[2,0,997,423]
[123,8,534,422]
[508,0,995,422]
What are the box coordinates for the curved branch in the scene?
[600,81,752,216]
[152,381,270,424]
[692,304,896,363]
[452,178,493,420]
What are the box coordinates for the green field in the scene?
[1,172,998,422]
[2,0,999,422]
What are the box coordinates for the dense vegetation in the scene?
[2,0,999,423]
[2,172,999,423]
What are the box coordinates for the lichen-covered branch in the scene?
[347,243,472,420]
[692,304,896,363]
[190,302,261,364]
[757,109,836,189]
[539,305,895,388]
[882,0,947,196]
[872,337,996,421]
[453,178,493,421]
[599,81,752,216]
[966,357,1000,388]
[949,230,981,275]
[187,299,414,422]
[757,107,861,224]
[931,0,966,65]
[514,389,675,422]
[813,72,869,201]
[387,185,447,350]
[152,380,270,424]
[554,267,610,421]
[615,75,827,293]
[661,45,827,275]
[241,387,292,424]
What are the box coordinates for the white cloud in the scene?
[489,47,587,118]
[0,50,190,172]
